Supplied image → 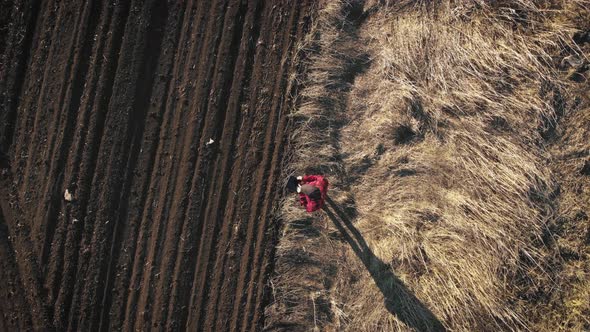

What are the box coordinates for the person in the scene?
[287,175,329,212]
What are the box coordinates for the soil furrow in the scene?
[148,0,227,326]
[51,2,116,327]
[13,0,54,204]
[44,0,102,311]
[212,3,280,329]
[37,0,91,280]
[0,178,53,330]
[148,5,212,323]
[120,0,200,328]
[107,2,187,329]
[62,2,133,329]
[132,0,227,329]
[94,1,170,330]
[185,1,250,329]
[0,0,41,152]
[0,209,34,331]
[245,6,312,329]
[20,0,68,220]
[228,3,298,329]
[203,0,264,328]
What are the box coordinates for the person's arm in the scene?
[299,193,308,207]
[319,178,328,197]
[306,199,319,212]
[302,175,317,183]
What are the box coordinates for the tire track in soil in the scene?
[0,1,313,330]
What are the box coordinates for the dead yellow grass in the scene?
[266,1,590,331]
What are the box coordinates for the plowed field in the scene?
[0,0,312,330]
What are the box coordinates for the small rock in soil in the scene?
[64,189,74,202]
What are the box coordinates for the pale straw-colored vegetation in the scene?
[266,1,590,331]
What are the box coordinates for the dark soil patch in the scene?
[0,1,313,330]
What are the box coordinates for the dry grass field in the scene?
[266,0,590,331]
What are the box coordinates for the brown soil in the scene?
[0,1,313,331]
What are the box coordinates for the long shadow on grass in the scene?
[324,196,446,332]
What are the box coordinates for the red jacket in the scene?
[298,175,328,212]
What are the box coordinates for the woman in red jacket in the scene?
[287,175,329,212]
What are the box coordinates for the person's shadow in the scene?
[0,150,9,170]
[323,196,446,332]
